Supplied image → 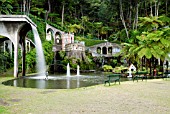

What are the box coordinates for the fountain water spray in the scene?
[67,63,70,76]
[31,25,46,76]
[77,65,80,76]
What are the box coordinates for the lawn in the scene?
[0,76,170,114]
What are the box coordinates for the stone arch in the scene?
[0,36,13,54]
[46,24,64,42]
[18,23,33,77]
[55,32,62,45]
[102,47,107,54]
[0,15,37,77]
[97,47,101,54]
[71,37,73,43]
[46,28,54,41]
[108,47,112,54]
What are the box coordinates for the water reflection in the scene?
[77,76,80,88]
[36,79,46,89]
[3,75,105,89]
[67,77,70,89]
[2,72,129,89]
[13,80,17,87]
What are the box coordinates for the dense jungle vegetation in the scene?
[1,0,170,74]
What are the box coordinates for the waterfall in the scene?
[31,25,46,76]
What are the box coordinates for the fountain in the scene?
[66,63,71,76]
[77,65,80,76]
[67,77,70,89]
[1,17,109,89]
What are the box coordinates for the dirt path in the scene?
[0,77,170,114]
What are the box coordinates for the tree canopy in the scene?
[0,0,170,41]
[1,0,170,72]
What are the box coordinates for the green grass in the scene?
[0,106,10,114]
[75,36,106,47]
[0,76,170,113]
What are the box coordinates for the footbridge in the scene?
[0,15,36,78]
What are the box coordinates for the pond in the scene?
[2,72,129,89]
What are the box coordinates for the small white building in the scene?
[88,42,121,57]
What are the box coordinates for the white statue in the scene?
[128,64,136,78]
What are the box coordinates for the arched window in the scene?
[46,28,54,41]
[102,47,107,54]
[97,47,101,54]
[55,32,62,44]
[71,37,73,43]
[108,47,112,54]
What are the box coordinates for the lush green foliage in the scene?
[102,65,113,72]
[43,41,54,66]
[25,41,53,73]
[25,48,36,73]
[0,52,13,73]
[1,0,170,41]
[113,66,128,73]
[29,14,46,41]
[1,0,170,73]
[0,0,13,14]
[75,36,106,47]
[121,16,170,62]
[58,50,96,71]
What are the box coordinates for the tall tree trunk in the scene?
[21,2,23,13]
[150,1,153,16]
[144,1,148,16]
[129,0,132,29]
[156,0,160,17]
[155,0,157,16]
[61,3,65,27]
[26,0,31,15]
[166,0,168,15]
[45,0,51,21]
[119,0,129,39]
[23,0,26,14]
[98,30,100,40]
[149,58,152,76]
[160,60,164,73]
[74,7,77,23]
[135,3,138,30]
[133,2,139,30]
[80,5,83,17]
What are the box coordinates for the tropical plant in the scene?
[121,16,170,73]
[0,0,13,14]
[67,24,84,34]
[42,41,54,65]
[102,65,113,72]
[113,65,128,73]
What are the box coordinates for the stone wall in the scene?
[65,43,86,60]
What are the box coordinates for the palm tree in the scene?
[121,16,170,75]
[94,22,103,40]
[81,16,90,37]
[137,16,170,61]
[67,24,84,34]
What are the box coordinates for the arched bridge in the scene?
[0,15,36,77]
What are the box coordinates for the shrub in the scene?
[102,65,113,72]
